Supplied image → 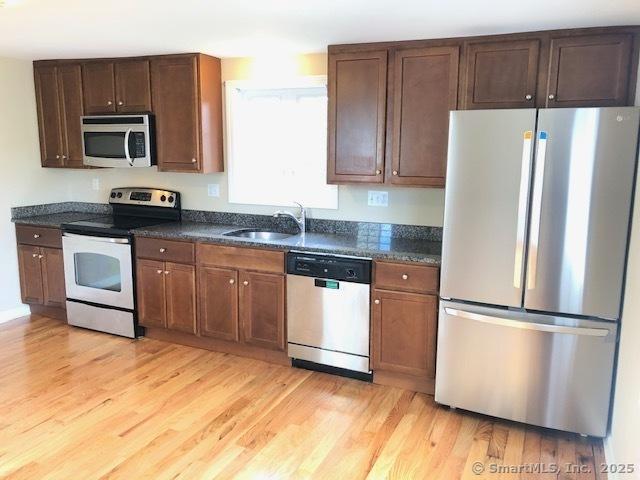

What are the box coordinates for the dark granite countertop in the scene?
[12,212,104,228]
[133,221,442,265]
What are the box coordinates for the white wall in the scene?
[605,69,640,479]
[0,57,71,317]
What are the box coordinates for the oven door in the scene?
[62,233,134,310]
[82,122,151,168]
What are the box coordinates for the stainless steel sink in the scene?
[222,229,293,240]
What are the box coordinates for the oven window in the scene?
[74,253,122,292]
[84,132,126,158]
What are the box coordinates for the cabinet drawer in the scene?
[197,243,285,274]
[15,225,62,248]
[136,237,195,264]
[374,261,439,294]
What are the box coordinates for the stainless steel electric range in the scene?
[61,187,181,338]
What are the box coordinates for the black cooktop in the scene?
[61,215,177,237]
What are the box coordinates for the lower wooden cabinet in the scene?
[136,258,196,334]
[17,244,66,308]
[239,271,285,351]
[198,266,239,341]
[371,289,438,379]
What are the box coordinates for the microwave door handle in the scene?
[124,129,133,166]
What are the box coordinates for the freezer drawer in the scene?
[435,300,617,437]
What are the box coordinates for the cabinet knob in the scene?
[392,170,398,176]
[164,271,170,275]
[117,101,124,106]
[159,248,166,253]
[401,274,409,280]
[33,234,40,239]
[55,155,60,159]
[191,158,197,163]
[156,269,163,274]
[62,155,67,159]
[525,94,533,101]
[548,94,555,100]
[375,169,381,175]
[374,299,380,305]
[243,280,249,286]
[107,100,113,106]
[39,254,44,259]
[32,253,38,258]
[229,279,235,284]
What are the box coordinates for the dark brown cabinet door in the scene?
[57,64,85,168]
[390,46,459,187]
[18,245,44,305]
[164,262,197,334]
[461,39,540,109]
[371,290,437,379]
[136,259,166,329]
[546,33,634,107]
[239,271,285,351]
[34,65,63,167]
[41,247,66,308]
[198,266,239,341]
[328,50,387,184]
[115,60,152,113]
[151,55,201,172]
[82,61,116,114]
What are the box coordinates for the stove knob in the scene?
[168,196,174,203]
[117,192,123,198]
[110,192,116,198]
[160,195,167,202]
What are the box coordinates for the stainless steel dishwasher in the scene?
[286,251,372,379]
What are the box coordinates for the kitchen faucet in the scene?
[273,202,306,235]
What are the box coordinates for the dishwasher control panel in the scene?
[286,252,371,284]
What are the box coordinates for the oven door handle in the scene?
[63,232,131,244]
[124,128,134,167]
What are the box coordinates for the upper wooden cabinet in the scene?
[34,63,85,168]
[327,50,387,184]
[390,46,459,186]
[151,54,224,173]
[545,33,636,107]
[460,39,540,109]
[82,60,151,114]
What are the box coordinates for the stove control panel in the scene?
[109,188,180,208]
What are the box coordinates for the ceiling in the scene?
[1,0,639,60]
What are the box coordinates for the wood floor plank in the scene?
[0,315,607,479]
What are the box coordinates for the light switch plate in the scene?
[368,191,388,207]
[207,184,220,197]
[92,178,100,191]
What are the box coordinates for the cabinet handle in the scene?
[191,158,197,163]
[229,279,235,284]
[401,274,408,280]
[164,271,170,275]
[156,269,162,274]
[375,169,381,175]
[392,170,398,176]
[159,248,166,253]
[117,101,124,106]
[548,94,555,100]
[243,280,249,286]
[33,234,40,239]
[107,100,113,106]
[525,94,533,101]
[32,253,38,258]
[374,299,380,304]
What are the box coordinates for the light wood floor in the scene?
[0,315,607,480]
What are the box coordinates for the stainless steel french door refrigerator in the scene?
[436,107,640,437]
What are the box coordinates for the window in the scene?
[225,76,337,209]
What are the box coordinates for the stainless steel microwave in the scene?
[81,114,155,168]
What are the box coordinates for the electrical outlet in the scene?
[207,184,220,197]
[368,191,388,207]
[92,178,100,191]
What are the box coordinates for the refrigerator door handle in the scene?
[513,131,534,288]
[444,308,609,337]
[527,131,548,290]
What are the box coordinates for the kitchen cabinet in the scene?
[151,54,224,173]
[327,50,387,184]
[83,60,152,114]
[136,259,196,334]
[390,46,459,186]
[460,39,540,109]
[199,266,239,341]
[239,271,285,351]
[545,33,635,107]
[34,63,85,168]
[15,226,66,311]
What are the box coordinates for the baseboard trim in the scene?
[0,305,31,324]
[603,437,616,480]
